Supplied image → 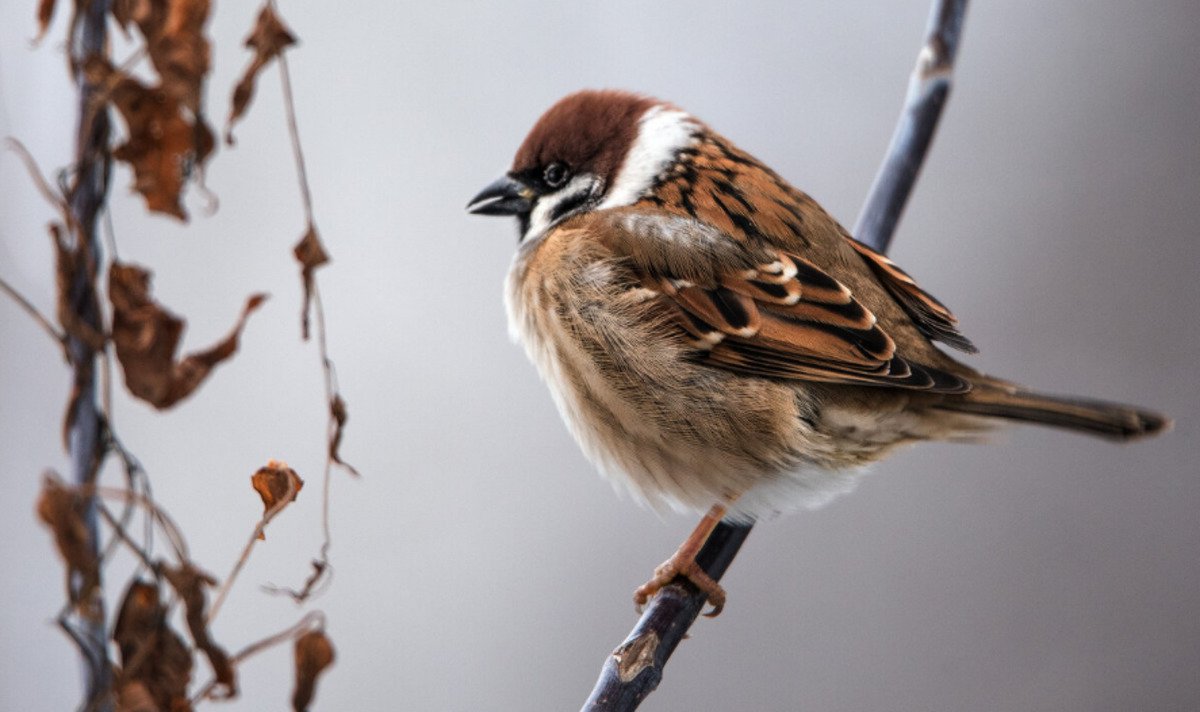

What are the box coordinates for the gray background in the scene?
[2,1,1197,710]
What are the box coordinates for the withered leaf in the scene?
[49,221,107,447]
[110,0,212,112]
[251,460,303,540]
[293,225,328,340]
[108,261,266,409]
[84,57,214,220]
[292,630,335,712]
[226,4,297,145]
[35,0,57,41]
[49,223,105,353]
[162,563,236,698]
[36,474,99,605]
[329,394,359,477]
[114,681,160,712]
[113,579,193,712]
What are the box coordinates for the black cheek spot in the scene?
[548,191,592,224]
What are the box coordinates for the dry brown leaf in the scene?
[162,563,236,698]
[114,681,160,712]
[329,394,359,477]
[108,261,266,409]
[291,630,335,712]
[251,460,304,539]
[292,225,329,340]
[111,0,212,111]
[35,0,58,41]
[113,579,193,712]
[49,223,105,352]
[225,4,297,144]
[84,57,214,220]
[36,474,99,605]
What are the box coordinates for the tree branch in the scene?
[64,1,113,709]
[581,2,970,709]
[854,0,969,254]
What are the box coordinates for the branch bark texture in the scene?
[65,0,114,708]
[582,1,970,709]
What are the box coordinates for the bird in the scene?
[466,89,1170,616]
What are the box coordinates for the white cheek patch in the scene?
[525,174,599,241]
[599,106,699,209]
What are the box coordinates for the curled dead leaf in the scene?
[329,394,359,477]
[35,0,57,41]
[49,223,105,353]
[292,630,335,712]
[226,4,297,144]
[108,261,266,409]
[292,224,329,340]
[251,460,304,539]
[109,0,212,112]
[162,563,236,698]
[36,474,99,605]
[84,57,214,220]
[114,681,160,712]
[113,579,193,712]
[49,221,108,446]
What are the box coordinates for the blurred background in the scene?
[2,1,1198,710]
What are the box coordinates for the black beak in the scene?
[466,175,534,216]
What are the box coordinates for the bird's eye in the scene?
[543,162,569,188]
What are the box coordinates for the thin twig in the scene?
[4,138,71,214]
[95,486,191,563]
[97,503,156,571]
[271,12,314,225]
[206,472,301,623]
[581,2,970,709]
[0,275,67,347]
[191,610,326,704]
[268,0,350,601]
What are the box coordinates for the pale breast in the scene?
[505,225,878,518]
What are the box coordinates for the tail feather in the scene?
[937,385,1171,442]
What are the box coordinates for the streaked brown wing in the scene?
[593,210,971,394]
[844,237,977,353]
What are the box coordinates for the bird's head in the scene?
[467,90,700,241]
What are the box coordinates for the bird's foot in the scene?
[633,553,727,617]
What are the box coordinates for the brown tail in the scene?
[937,384,1171,442]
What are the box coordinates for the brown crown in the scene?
[511,90,661,187]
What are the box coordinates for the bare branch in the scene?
[854,0,969,253]
[582,2,970,709]
[60,0,114,707]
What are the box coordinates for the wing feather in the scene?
[845,237,978,353]
[591,210,972,394]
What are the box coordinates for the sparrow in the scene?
[467,90,1169,615]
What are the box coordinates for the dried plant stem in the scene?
[0,276,66,346]
[62,0,114,709]
[270,0,352,601]
[191,611,326,704]
[272,11,315,225]
[313,282,335,551]
[97,503,156,570]
[206,473,301,623]
[581,2,970,709]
